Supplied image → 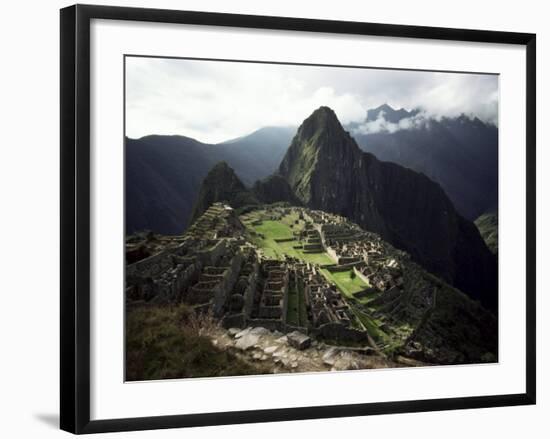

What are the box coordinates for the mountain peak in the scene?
[299,106,342,135]
[189,162,258,223]
[200,161,247,194]
[209,160,233,173]
[367,104,418,123]
[279,107,360,204]
[310,105,338,118]
[378,103,395,111]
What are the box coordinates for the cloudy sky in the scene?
[126,56,498,144]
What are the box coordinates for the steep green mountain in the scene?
[475,211,498,254]
[279,106,497,312]
[252,174,302,206]
[125,127,295,235]
[349,104,498,220]
[189,162,259,224]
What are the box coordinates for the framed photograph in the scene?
[60,4,536,434]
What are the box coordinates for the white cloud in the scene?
[353,110,429,135]
[126,57,498,143]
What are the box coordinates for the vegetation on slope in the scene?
[126,304,267,381]
[475,211,498,254]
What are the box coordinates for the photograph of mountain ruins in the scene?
[124,57,499,381]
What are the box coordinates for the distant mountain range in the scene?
[188,107,497,312]
[126,127,295,234]
[348,104,498,221]
[126,104,497,236]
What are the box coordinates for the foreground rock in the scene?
[235,333,260,350]
[206,326,415,374]
[287,331,312,350]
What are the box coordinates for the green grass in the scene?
[278,240,334,265]
[317,269,384,337]
[126,304,268,381]
[286,280,307,327]
[353,308,385,341]
[279,212,306,232]
[286,288,299,325]
[320,269,368,299]
[352,288,381,305]
[247,218,334,265]
[253,220,294,239]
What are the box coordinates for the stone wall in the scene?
[243,260,259,319]
[211,252,244,315]
[126,250,174,279]
[152,261,201,303]
[325,261,364,272]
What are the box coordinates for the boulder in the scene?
[235,327,252,339]
[228,327,241,337]
[263,346,279,355]
[235,333,260,350]
[249,327,270,336]
[287,331,312,350]
[272,350,286,359]
[322,347,340,366]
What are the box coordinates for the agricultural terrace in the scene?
[241,208,387,343]
[320,269,368,299]
[242,210,334,265]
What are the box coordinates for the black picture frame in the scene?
[60,4,536,434]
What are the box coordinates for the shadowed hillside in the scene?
[125,127,295,234]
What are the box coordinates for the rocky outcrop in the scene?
[279,107,498,312]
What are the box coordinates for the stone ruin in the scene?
[125,204,413,346]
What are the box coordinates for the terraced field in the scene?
[244,214,334,265]
[242,210,387,342]
[319,269,368,299]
